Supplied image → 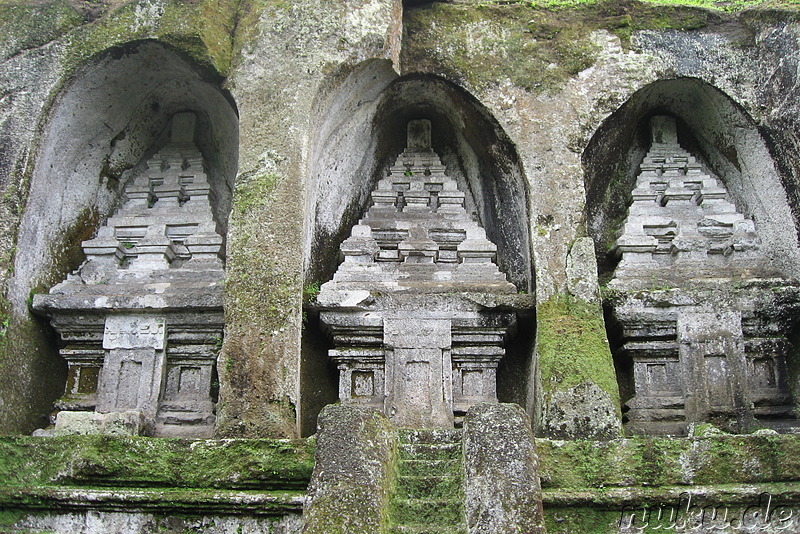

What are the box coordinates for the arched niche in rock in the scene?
[11,40,238,434]
[583,78,800,435]
[302,66,534,436]
[14,40,238,312]
[583,77,800,283]
[306,70,533,292]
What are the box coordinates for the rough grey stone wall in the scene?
[0,0,799,443]
[0,6,78,432]
[15,512,302,534]
[217,0,402,438]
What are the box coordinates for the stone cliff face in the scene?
[1,1,800,531]
[1,0,797,437]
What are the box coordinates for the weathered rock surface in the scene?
[540,381,622,441]
[217,0,402,439]
[566,236,601,303]
[0,1,799,531]
[52,410,144,436]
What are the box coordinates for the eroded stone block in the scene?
[53,410,144,436]
[303,405,396,534]
[463,403,546,534]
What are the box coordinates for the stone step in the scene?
[390,498,464,526]
[398,428,463,445]
[399,443,462,461]
[389,526,467,534]
[398,459,461,477]
[395,474,462,500]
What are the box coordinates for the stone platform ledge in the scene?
[0,487,304,515]
[32,292,224,312]
[538,434,800,489]
[0,436,315,491]
[543,482,800,507]
[310,290,536,311]
[601,278,800,302]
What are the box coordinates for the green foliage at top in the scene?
[302,282,321,304]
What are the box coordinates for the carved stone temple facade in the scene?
[608,116,800,435]
[32,112,224,438]
[3,1,800,533]
[611,116,768,283]
[318,120,519,428]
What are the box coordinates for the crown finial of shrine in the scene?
[407,119,432,152]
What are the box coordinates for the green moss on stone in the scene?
[217,156,303,437]
[404,2,600,93]
[225,169,296,332]
[537,434,800,489]
[0,435,315,490]
[0,314,64,435]
[544,506,622,534]
[0,1,83,59]
[232,171,281,218]
[446,0,796,12]
[0,203,101,434]
[57,0,238,77]
[231,0,293,62]
[0,509,24,526]
[403,0,764,92]
[636,437,687,486]
[394,474,462,500]
[537,294,621,409]
[389,497,463,525]
[304,407,398,534]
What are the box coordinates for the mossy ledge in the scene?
[539,434,800,489]
[1,434,798,526]
[0,435,315,491]
[541,434,800,532]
